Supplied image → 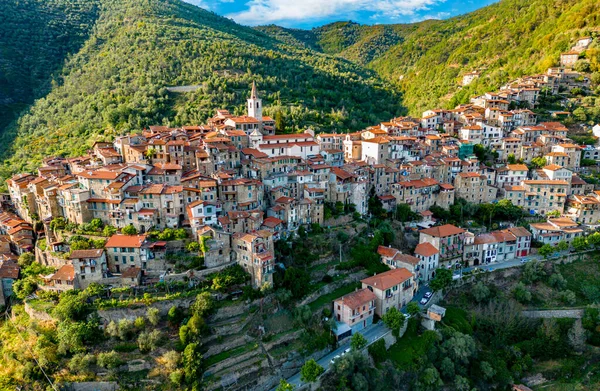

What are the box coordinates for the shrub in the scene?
[160,350,181,371]
[147,307,160,326]
[117,319,135,341]
[134,316,146,330]
[97,351,123,369]
[513,282,532,303]
[105,320,118,339]
[138,330,162,353]
[168,306,184,326]
[549,273,567,290]
[560,290,577,305]
[68,353,96,374]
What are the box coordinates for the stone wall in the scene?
[63,382,118,391]
[23,301,55,322]
[299,270,367,308]
[97,297,195,323]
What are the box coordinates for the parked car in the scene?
[330,355,341,364]
[343,348,351,355]
[520,258,528,264]
[424,291,433,299]
[420,297,430,305]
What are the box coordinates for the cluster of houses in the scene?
[1,36,599,308]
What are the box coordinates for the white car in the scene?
[424,291,433,299]
[330,355,341,364]
[420,297,430,305]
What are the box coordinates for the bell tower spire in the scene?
[247,81,262,123]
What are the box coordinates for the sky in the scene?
[184,0,499,29]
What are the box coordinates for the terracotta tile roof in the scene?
[377,245,399,258]
[262,216,284,228]
[420,224,465,237]
[394,253,420,266]
[121,267,142,278]
[361,268,412,291]
[506,227,532,237]
[51,264,75,282]
[105,234,147,248]
[507,164,528,171]
[543,164,564,171]
[414,242,439,257]
[69,249,104,259]
[0,260,20,279]
[334,288,376,309]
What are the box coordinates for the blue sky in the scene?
[184,0,498,29]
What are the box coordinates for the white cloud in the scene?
[228,0,445,26]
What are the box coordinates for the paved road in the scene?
[273,322,388,390]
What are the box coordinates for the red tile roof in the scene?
[51,264,75,282]
[420,224,465,237]
[334,288,376,309]
[414,242,439,257]
[105,234,147,248]
[361,268,412,291]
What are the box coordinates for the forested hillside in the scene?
[261,0,600,114]
[0,0,99,137]
[0,0,403,177]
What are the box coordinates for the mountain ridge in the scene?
[1,0,600,179]
[0,0,403,178]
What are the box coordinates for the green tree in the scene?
[367,338,387,364]
[300,358,324,383]
[587,232,600,247]
[187,241,200,252]
[192,291,213,317]
[381,307,406,337]
[182,342,203,389]
[168,306,184,326]
[548,273,567,290]
[419,367,443,390]
[522,260,546,284]
[17,252,35,267]
[430,268,452,292]
[556,240,569,252]
[513,282,532,303]
[530,157,547,169]
[395,203,419,222]
[440,357,455,379]
[276,379,294,391]
[275,111,286,131]
[52,291,91,321]
[122,224,138,235]
[507,153,517,164]
[282,267,311,299]
[472,281,491,303]
[537,244,554,259]
[406,301,421,316]
[12,277,38,299]
[572,236,589,251]
[350,332,367,351]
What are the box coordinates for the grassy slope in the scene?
[0,0,403,177]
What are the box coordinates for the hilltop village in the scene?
[1,36,600,391]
